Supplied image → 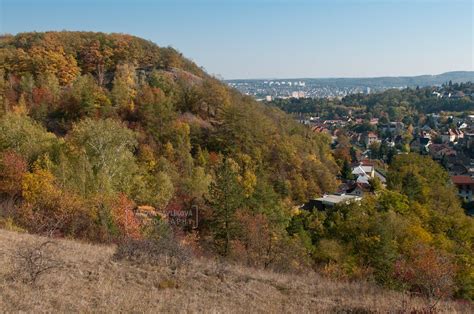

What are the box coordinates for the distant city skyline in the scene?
[1,0,473,79]
[227,71,474,99]
[225,71,474,81]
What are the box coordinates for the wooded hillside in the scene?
[0,31,336,263]
[0,32,472,303]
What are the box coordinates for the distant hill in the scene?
[409,71,474,86]
[228,71,474,88]
[304,71,474,88]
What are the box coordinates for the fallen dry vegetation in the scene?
[0,229,471,313]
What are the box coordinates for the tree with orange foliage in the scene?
[111,194,142,240]
[233,210,273,268]
[394,245,457,304]
[21,163,94,237]
[29,46,80,86]
[333,147,351,164]
[0,150,27,198]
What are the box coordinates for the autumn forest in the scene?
[0,32,472,304]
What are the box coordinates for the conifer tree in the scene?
[208,158,244,256]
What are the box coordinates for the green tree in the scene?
[137,88,176,145]
[341,159,354,180]
[147,69,177,96]
[132,170,175,209]
[0,112,58,163]
[69,74,111,117]
[67,118,138,195]
[208,158,244,256]
[369,176,383,192]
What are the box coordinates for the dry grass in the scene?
[0,229,471,313]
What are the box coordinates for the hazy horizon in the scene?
[224,70,474,81]
[1,0,473,79]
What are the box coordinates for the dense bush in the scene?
[114,238,192,269]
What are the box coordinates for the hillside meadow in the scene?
[0,229,472,313]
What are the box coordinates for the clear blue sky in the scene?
[1,0,473,79]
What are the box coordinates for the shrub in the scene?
[114,237,191,271]
[394,245,456,301]
[0,150,28,198]
[20,165,95,238]
[110,194,142,240]
[8,240,63,285]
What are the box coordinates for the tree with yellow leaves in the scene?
[111,63,137,112]
[79,39,113,86]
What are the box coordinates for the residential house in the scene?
[352,164,375,184]
[455,129,464,140]
[374,170,387,185]
[324,119,347,127]
[451,91,466,99]
[449,163,468,176]
[419,130,432,140]
[301,194,362,211]
[311,125,330,135]
[369,118,379,125]
[429,144,456,160]
[458,122,468,129]
[350,132,362,144]
[441,129,456,143]
[451,175,474,202]
[380,122,405,135]
[364,132,379,147]
[382,138,395,148]
[337,181,371,197]
[410,137,431,154]
[442,92,452,98]
[464,133,474,149]
[441,129,463,143]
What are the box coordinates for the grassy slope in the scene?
[0,230,471,313]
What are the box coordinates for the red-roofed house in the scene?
[451,175,474,202]
[311,125,330,134]
[369,118,379,125]
[364,132,379,147]
[442,129,463,143]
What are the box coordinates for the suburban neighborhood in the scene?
[295,84,474,214]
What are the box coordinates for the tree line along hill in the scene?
[0,32,472,303]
